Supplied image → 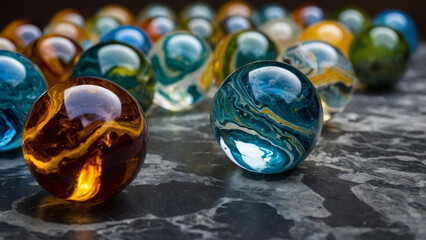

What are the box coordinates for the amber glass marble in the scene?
[24,34,83,88]
[96,4,135,25]
[44,21,94,49]
[292,4,325,28]
[49,9,87,27]
[299,21,354,56]
[22,77,148,202]
[0,34,24,52]
[216,0,254,23]
[2,20,42,48]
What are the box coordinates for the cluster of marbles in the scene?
[0,2,419,201]
[281,41,355,122]
[149,31,212,111]
[211,30,279,86]
[210,61,323,174]
[22,77,148,202]
[72,41,156,111]
[0,50,47,151]
[24,34,83,87]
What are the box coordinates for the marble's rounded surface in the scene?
[139,16,177,43]
[44,21,94,49]
[149,31,213,111]
[22,77,148,202]
[252,3,289,26]
[180,2,215,22]
[281,41,355,121]
[87,16,121,40]
[72,41,155,111]
[95,4,135,25]
[180,17,219,47]
[217,0,254,23]
[138,3,177,22]
[100,25,152,54]
[299,21,354,56]
[373,9,419,55]
[292,5,325,28]
[0,50,47,151]
[49,8,87,27]
[211,61,323,174]
[0,34,24,52]
[2,19,43,48]
[349,25,410,88]
[24,34,83,88]
[331,6,370,35]
[219,15,254,36]
[259,18,302,53]
[211,30,279,86]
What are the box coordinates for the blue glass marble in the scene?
[100,25,152,54]
[252,3,289,26]
[149,31,213,111]
[373,9,419,55]
[71,42,156,111]
[211,61,323,174]
[0,50,47,151]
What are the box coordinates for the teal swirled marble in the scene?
[211,61,323,174]
[281,41,355,122]
[0,50,47,151]
[71,41,155,111]
[149,31,213,111]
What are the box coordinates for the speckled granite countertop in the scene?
[0,45,425,240]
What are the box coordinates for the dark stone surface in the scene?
[0,46,425,240]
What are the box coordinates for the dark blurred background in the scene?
[0,0,424,39]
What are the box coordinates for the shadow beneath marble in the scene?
[237,166,297,182]
[0,148,24,160]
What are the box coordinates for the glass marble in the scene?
[22,77,148,202]
[95,4,135,25]
[44,21,94,49]
[211,30,279,86]
[211,61,323,174]
[180,2,215,22]
[149,31,213,111]
[217,0,254,23]
[100,26,152,55]
[331,6,370,35]
[252,3,289,26]
[299,21,354,57]
[87,16,121,40]
[281,41,355,122]
[219,15,254,36]
[25,34,83,88]
[292,5,325,28]
[0,50,47,151]
[2,20,42,48]
[259,18,302,53]
[373,9,419,55]
[49,9,87,27]
[72,42,155,111]
[139,16,177,43]
[138,3,177,22]
[180,17,220,47]
[349,25,410,88]
[0,34,24,52]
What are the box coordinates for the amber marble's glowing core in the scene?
[22,77,148,202]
